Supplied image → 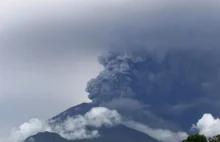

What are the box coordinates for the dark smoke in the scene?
[86,48,220,130]
[82,0,220,132]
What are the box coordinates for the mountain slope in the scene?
[50,103,95,123]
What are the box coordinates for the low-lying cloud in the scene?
[2,119,50,142]
[6,111,220,142]
[1,107,121,142]
[1,107,190,142]
[51,107,121,140]
[124,121,188,142]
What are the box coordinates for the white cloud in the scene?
[124,121,188,142]
[192,113,220,137]
[1,107,121,142]
[2,119,50,142]
[1,107,189,142]
[52,107,121,140]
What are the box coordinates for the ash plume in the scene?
[86,49,220,130]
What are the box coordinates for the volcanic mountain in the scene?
[24,103,159,142]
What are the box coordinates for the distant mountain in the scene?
[24,103,159,142]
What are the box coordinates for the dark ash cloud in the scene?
[86,49,220,130]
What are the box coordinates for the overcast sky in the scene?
[0,0,105,137]
[1,0,220,138]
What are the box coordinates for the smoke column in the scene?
[86,48,220,130]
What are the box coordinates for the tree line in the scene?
[182,134,220,142]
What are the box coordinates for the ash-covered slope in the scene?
[50,103,95,123]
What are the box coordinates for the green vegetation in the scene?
[182,134,220,142]
[209,135,220,142]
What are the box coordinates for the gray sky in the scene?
[1,0,220,138]
[0,0,104,137]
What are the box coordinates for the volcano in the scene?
[24,103,159,142]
